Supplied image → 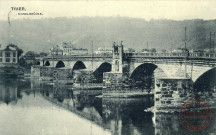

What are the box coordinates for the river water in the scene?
[0,77,216,135]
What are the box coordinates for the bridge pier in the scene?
[73,69,96,84]
[53,68,73,83]
[102,42,125,94]
[31,65,41,77]
[31,65,74,82]
[103,72,123,90]
[154,77,193,111]
[40,60,43,66]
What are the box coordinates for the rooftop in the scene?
[0,46,17,51]
[62,42,75,48]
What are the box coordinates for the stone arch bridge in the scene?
[42,55,113,73]
[33,52,216,83]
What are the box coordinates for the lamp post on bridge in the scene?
[184,27,188,78]
[210,31,216,53]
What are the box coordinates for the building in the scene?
[62,42,88,55]
[172,48,184,53]
[124,47,135,53]
[94,47,112,54]
[0,46,18,64]
[50,45,63,55]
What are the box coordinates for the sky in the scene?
[0,0,216,21]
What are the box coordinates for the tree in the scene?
[6,43,23,57]
[150,48,156,53]
[141,49,149,52]
[18,56,26,67]
[162,49,167,53]
[25,51,38,57]
[39,52,48,57]
[127,48,135,53]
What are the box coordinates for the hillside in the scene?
[0,17,216,53]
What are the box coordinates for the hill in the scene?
[0,17,216,53]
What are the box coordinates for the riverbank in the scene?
[0,64,24,77]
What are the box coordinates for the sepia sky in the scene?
[0,0,216,21]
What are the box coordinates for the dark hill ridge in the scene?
[0,17,216,53]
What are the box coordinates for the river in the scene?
[0,77,215,135]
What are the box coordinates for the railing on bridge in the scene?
[45,53,113,59]
[125,52,216,58]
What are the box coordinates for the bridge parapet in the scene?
[44,54,112,59]
[124,52,216,59]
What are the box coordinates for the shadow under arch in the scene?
[93,62,111,83]
[44,61,50,66]
[129,63,166,90]
[35,61,40,65]
[193,67,216,92]
[72,61,86,71]
[56,61,65,68]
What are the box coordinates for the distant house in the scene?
[50,45,63,55]
[62,42,88,55]
[0,46,18,64]
[141,49,150,53]
[94,47,112,54]
[203,48,215,53]
[124,48,136,53]
[172,48,184,53]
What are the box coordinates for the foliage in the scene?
[141,49,149,52]
[150,48,156,53]
[162,49,167,53]
[141,48,156,53]
[18,57,26,67]
[6,43,23,57]
[127,48,135,53]
[25,51,40,57]
[39,52,48,57]
[25,51,48,57]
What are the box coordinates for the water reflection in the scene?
[0,78,110,135]
[0,77,216,135]
[31,79,156,135]
[102,98,154,135]
[154,111,216,135]
[37,81,103,125]
[0,79,18,104]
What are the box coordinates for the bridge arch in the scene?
[130,63,167,78]
[56,61,65,68]
[93,62,112,83]
[72,61,86,71]
[129,63,167,89]
[44,60,50,66]
[193,67,216,92]
[35,61,40,65]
